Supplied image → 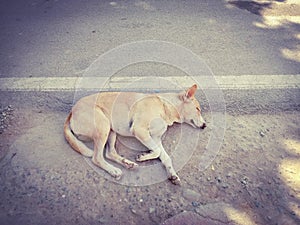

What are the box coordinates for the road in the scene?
[0,0,299,225]
[1,0,299,77]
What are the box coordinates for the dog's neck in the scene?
[157,93,183,125]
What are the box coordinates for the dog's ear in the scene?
[186,84,197,98]
[179,84,198,101]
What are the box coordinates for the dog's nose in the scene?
[200,123,206,129]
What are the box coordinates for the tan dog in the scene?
[64,84,206,185]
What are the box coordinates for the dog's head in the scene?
[179,84,206,129]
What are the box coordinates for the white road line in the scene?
[0,75,299,91]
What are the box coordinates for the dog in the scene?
[64,84,206,185]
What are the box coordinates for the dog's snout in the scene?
[200,123,206,129]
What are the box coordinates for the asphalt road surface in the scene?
[1,0,299,77]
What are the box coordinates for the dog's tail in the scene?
[64,112,93,157]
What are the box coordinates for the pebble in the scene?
[222,183,229,189]
[182,188,201,201]
[192,201,200,207]
[226,173,232,178]
[98,217,107,223]
[241,177,249,185]
[149,207,155,214]
[241,180,247,185]
[129,205,137,214]
[254,201,261,208]
[259,131,265,137]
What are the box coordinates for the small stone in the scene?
[241,177,249,186]
[254,201,261,208]
[98,217,106,223]
[207,177,211,181]
[259,131,265,137]
[182,188,201,201]
[130,207,137,214]
[226,173,232,178]
[139,199,143,203]
[216,176,222,183]
[222,183,229,189]
[149,207,155,214]
[62,194,66,198]
[192,201,200,207]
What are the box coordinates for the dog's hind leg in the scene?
[92,134,123,179]
[92,110,122,179]
[106,131,138,169]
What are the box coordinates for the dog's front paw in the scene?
[136,154,144,162]
[169,175,181,185]
[122,159,138,169]
[136,153,150,162]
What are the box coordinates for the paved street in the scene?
[0,0,299,224]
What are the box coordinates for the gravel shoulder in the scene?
[0,103,299,225]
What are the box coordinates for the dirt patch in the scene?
[0,105,48,161]
[0,110,299,224]
[0,105,14,134]
[0,104,16,160]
